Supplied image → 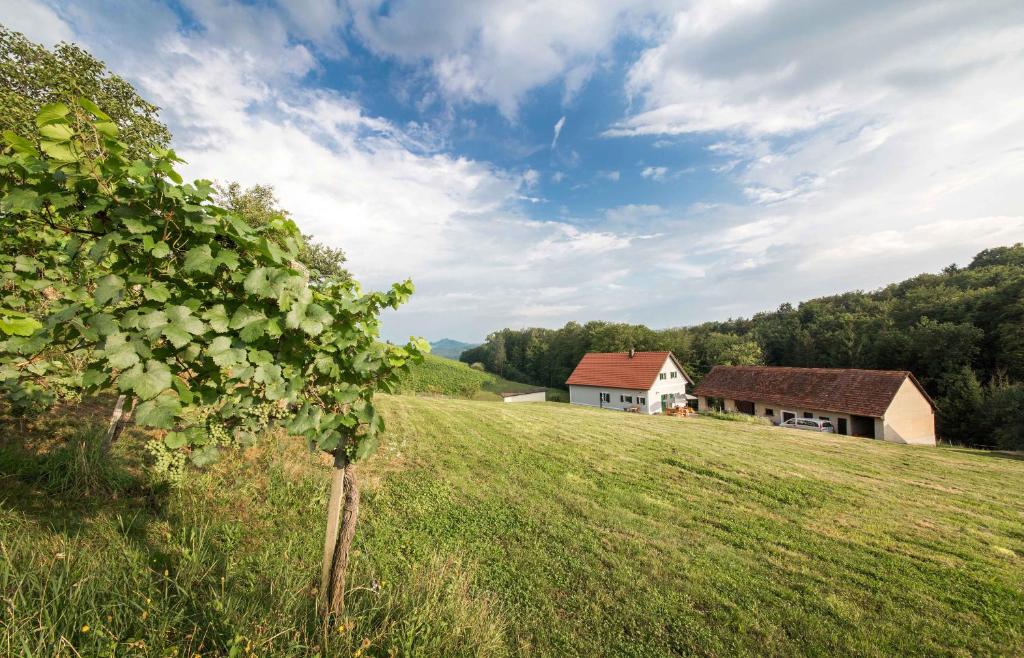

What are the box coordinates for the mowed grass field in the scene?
[1,395,1022,656]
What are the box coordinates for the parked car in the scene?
[780,417,835,433]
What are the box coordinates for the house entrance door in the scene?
[837,418,848,435]
[782,411,796,422]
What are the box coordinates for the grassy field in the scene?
[395,354,568,402]
[1,396,1023,656]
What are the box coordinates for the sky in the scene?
[3,0,1024,343]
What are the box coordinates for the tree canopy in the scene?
[0,27,170,159]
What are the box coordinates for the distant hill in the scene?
[429,338,479,360]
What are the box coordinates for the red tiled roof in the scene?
[566,352,691,389]
[692,366,934,418]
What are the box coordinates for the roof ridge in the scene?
[711,365,910,376]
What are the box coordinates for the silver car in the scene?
[780,417,835,433]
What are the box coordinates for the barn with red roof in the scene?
[566,350,693,414]
[693,366,936,445]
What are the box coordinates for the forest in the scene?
[461,245,1024,449]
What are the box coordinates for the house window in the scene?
[819,416,830,421]
[624,395,633,403]
[670,372,677,379]
[765,408,774,416]
[639,397,646,405]
[620,395,624,402]
[803,412,814,419]
[659,373,667,380]
[600,392,610,403]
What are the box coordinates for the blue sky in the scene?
[4,0,1024,343]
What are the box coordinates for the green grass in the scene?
[396,354,567,402]
[2,396,1023,656]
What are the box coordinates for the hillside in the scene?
[2,397,1022,656]
[429,338,479,360]
[396,353,567,401]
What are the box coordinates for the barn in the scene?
[693,366,936,445]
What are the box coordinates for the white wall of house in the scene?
[649,357,689,412]
[502,391,546,403]
[569,385,654,413]
[881,378,936,445]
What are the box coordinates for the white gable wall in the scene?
[881,378,936,445]
[649,356,689,412]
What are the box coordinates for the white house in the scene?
[566,350,694,415]
[499,390,546,403]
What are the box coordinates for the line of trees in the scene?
[461,245,1024,449]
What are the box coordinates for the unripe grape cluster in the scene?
[145,438,186,483]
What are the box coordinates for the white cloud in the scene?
[641,166,668,181]
[2,0,74,45]
[598,170,621,181]
[345,0,656,118]
[551,115,566,149]
[601,0,1024,326]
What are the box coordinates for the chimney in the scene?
[629,348,635,358]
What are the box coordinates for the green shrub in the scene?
[699,410,773,425]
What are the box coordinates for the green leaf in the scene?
[134,394,181,429]
[214,248,240,270]
[172,376,194,405]
[202,305,229,333]
[35,103,69,127]
[228,306,265,330]
[239,320,267,343]
[1,189,40,213]
[39,123,74,141]
[86,313,119,336]
[119,359,172,400]
[94,121,118,138]
[353,434,379,461]
[82,368,108,388]
[104,333,140,370]
[150,241,171,258]
[94,274,125,306]
[164,431,189,449]
[121,217,156,234]
[137,309,168,331]
[0,312,42,336]
[144,282,171,302]
[166,305,206,335]
[40,140,76,162]
[254,363,282,385]
[207,336,245,368]
[76,97,111,121]
[3,130,36,155]
[190,445,220,467]
[243,267,274,297]
[183,245,216,275]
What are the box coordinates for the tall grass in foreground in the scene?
[0,426,508,657]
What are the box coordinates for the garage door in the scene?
[736,400,755,415]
